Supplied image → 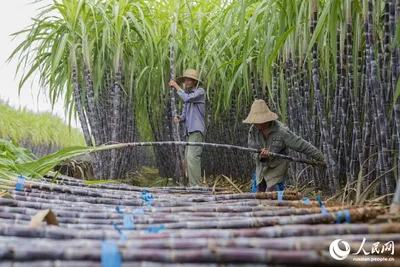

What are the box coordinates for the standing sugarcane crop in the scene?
[169,69,206,187]
[244,99,326,192]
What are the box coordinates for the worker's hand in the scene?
[259,148,270,158]
[173,116,180,124]
[169,80,179,90]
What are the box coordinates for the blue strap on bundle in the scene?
[147,225,165,233]
[336,210,343,224]
[101,240,122,267]
[15,175,25,191]
[142,194,154,203]
[275,185,283,200]
[344,209,351,223]
[277,191,283,200]
[250,172,257,193]
[142,192,154,209]
[276,185,284,200]
[279,177,286,190]
[115,206,123,214]
[134,208,144,215]
[115,206,135,230]
[123,214,134,230]
[315,196,328,214]
[113,223,128,241]
[301,197,310,206]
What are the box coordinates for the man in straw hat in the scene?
[169,69,206,187]
[243,99,326,192]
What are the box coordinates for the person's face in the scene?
[254,122,270,130]
[183,78,196,89]
[254,124,263,130]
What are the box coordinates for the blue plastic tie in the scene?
[115,206,123,214]
[101,240,122,267]
[250,172,257,193]
[277,190,283,201]
[336,211,343,224]
[113,223,121,233]
[344,209,351,223]
[143,194,153,202]
[301,197,310,206]
[281,177,286,189]
[142,194,154,209]
[321,204,327,214]
[15,175,25,191]
[113,223,128,240]
[147,225,165,233]
[123,214,134,230]
[315,196,328,214]
[134,209,144,215]
[320,205,327,213]
[114,207,135,231]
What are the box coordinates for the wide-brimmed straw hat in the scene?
[242,99,278,124]
[176,69,202,84]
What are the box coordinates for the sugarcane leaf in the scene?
[357,166,396,205]
[51,33,68,74]
[29,209,59,227]
[393,78,400,105]
[395,15,400,46]
[355,150,387,203]
[264,26,295,86]
[304,0,333,63]
[0,192,14,199]
[370,193,395,203]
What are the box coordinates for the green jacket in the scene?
[248,120,325,186]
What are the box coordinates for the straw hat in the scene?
[242,99,278,124]
[176,69,202,84]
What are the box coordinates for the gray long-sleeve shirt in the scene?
[177,87,206,136]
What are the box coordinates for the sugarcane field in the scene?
[1,0,400,266]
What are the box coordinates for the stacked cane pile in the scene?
[0,174,398,267]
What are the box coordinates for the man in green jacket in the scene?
[243,99,326,192]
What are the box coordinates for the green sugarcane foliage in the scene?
[0,100,84,157]
[5,0,400,202]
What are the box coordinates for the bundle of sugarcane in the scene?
[0,207,385,233]
[0,262,288,267]
[0,206,383,230]
[1,234,400,250]
[0,245,398,266]
[0,205,364,220]
[1,221,399,241]
[0,167,397,266]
